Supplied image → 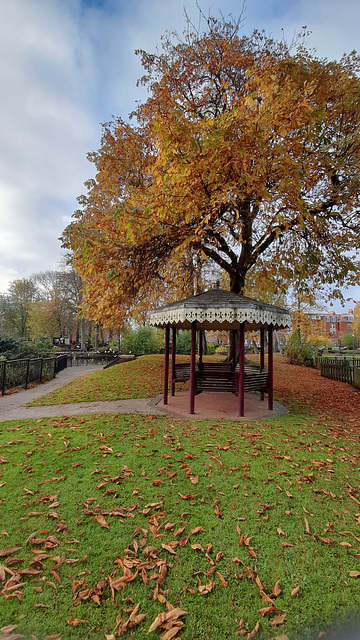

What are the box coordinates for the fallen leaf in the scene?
[0,548,22,557]
[191,527,204,535]
[216,571,228,587]
[270,613,287,626]
[272,580,281,597]
[161,544,177,555]
[67,616,86,626]
[246,620,259,639]
[349,571,360,578]
[291,585,300,597]
[94,514,109,529]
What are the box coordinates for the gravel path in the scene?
[0,365,168,422]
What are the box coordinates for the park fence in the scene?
[315,356,360,388]
[0,354,67,396]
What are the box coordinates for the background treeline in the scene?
[0,268,88,359]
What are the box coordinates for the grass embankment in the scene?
[28,356,179,406]
[1,355,359,639]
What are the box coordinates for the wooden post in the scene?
[190,321,197,414]
[199,329,203,370]
[260,328,265,401]
[238,323,245,417]
[163,324,170,405]
[171,327,176,396]
[268,324,274,411]
[232,331,236,370]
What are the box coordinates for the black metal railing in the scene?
[0,354,68,396]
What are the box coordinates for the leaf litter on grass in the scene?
[0,410,359,639]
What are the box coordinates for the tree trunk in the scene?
[227,269,246,363]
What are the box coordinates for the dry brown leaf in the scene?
[0,626,19,634]
[94,514,109,529]
[246,620,259,640]
[259,590,276,606]
[197,578,214,595]
[160,626,183,640]
[0,548,22,557]
[191,527,204,535]
[272,579,281,597]
[270,613,287,626]
[349,571,360,578]
[66,616,86,626]
[148,608,186,634]
[291,585,300,597]
[304,518,311,535]
[216,571,228,587]
[161,544,177,555]
[258,606,278,616]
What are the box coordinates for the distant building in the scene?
[307,310,354,341]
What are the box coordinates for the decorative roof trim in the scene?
[150,305,291,330]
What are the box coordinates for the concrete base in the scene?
[153,391,288,421]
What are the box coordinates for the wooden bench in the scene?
[173,363,198,384]
[173,362,268,395]
[237,365,268,393]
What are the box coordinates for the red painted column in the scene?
[199,329,203,370]
[232,331,236,370]
[238,322,245,417]
[268,324,274,411]
[171,326,176,396]
[260,328,265,401]
[190,321,197,414]
[163,324,170,405]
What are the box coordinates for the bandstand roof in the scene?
[150,287,291,331]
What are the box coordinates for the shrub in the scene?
[0,336,53,360]
[306,335,332,349]
[121,327,164,355]
[285,330,314,367]
[176,330,191,354]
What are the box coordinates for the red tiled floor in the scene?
[155,391,287,421]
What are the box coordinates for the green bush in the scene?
[340,332,357,349]
[121,327,164,355]
[176,330,191,354]
[285,330,314,367]
[0,336,54,360]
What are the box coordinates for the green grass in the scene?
[0,412,359,639]
[28,355,167,405]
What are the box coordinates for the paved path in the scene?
[0,365,287,423]
[0,366,169,423]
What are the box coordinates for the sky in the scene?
[0,0,359,310]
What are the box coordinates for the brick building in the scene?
[308,310,354,341]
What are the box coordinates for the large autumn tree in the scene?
[63,16,360,327]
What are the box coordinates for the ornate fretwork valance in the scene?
[150,288,291,331]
